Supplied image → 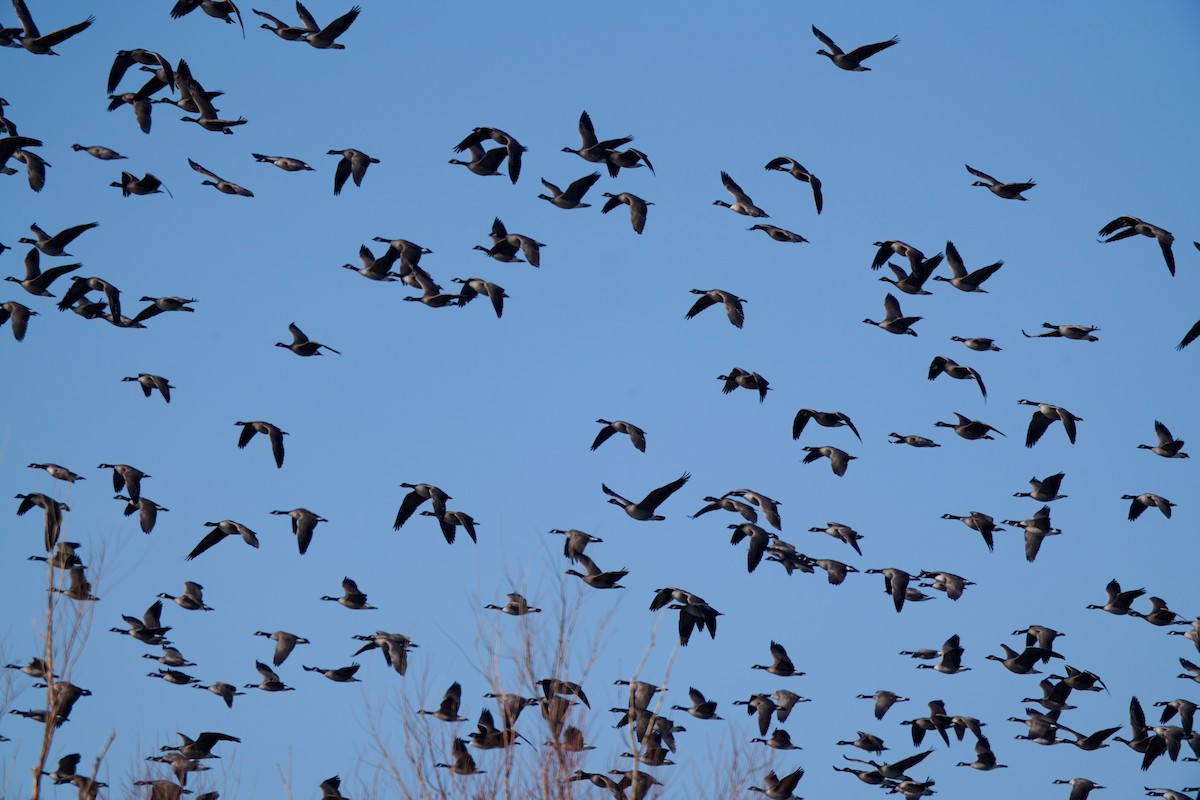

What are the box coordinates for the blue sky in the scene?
[2,1,1199,798]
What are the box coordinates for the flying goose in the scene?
[934,412,1004,441]
[419,682,468,721]
[253,630,309,666]
[11,148,48,191]
[591,419,646,452]
[562,110,633,163]
[252,7,309,39]
[965,164,1035,200]
[549,528,602,562]
[27,463,84,483]
[934,240,1004,291]
[764,156,823,213]
[352,631,416,674]
[453,126,525,183]
[752,640,804,676]
[194,680,243,707]
[841,749,934,781]
[170,0,245,36]
[728,522,771,572]
[55,275,122,320]
[812,25,899,70]
[748,224,808,243]
[752,728,802,750]
[449,142,508,177]
[808,521,863,555]
[724,489,783,530]
[713,171,768,217]
[692,495,757,522]
[801,445,856,476]
[14,491,68,551]
[485,592,541,615]
[252,152,313,171]
[6,248,80,297]
[1052,778,1105,800]
[19,221,98,257]
[604,146,654,178]
[602,472,689,520]
[1085,578,1145,615]
[276,321,339,356]
[8,0,94,55]
[1122,493,1175,521]
[986,643,1063,675]
[419,509,479,544]
[235,420,287,467]
[857,690,910,720]
[99,463,150,504]
[122,373,174,403]
[1178,318,1200,350]
[115,494,167,533]
[0,300,36,340]
[295,2,360,49]
[871,239,926,273]
[111,171,172,197]
[941,511,1003,552]
[1023,322,1100,341]
[565,552,628,589]
[956,736,1006,769]
[394,482,450,529]
[864,292,921,336]
[672,687,721,720]
[132,295,198,323]
[475,217,544,266]
[270,508,326,554]
[951,335,1001,351]
[1015,472,1068,502]
[686,288,746,328]
[918,570,974,600]
[879,254,942,295]
[927,355,987,399]
[1138,420,1188,458]
[889,433,939,448]
[865,567,914,613]
[243,660,292,692]
[1018,399,1082,447]
[452,277,508,318]
[302,663,362,682]
[718,367,771,401]
[538,172,601,209]
[108,49,173,95]
[792,408,861,441]
[321,576,375,609]
[188,158,253,196]
[186,520,259,560]
[601,192,653,234]
[1098,215,1176,275]
[1131,596,1189,627]
[327,148,379,194]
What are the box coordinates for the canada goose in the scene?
[1154,699,1198,734]
[1023,676,1077,712]
[453,126,525,183]
[1052,778,1105,800]
[8,0,94,54]
[857,690,910,721]
[5,656,55,679]
[838,731,888,754]
[328,148,378,194]
[812,25,898,70]
[108,49,173,95]
[734,693,779,736]
[99,463,149,504]
[187,519,259,560]
[951,335,1002,351]
[832,764,886,785]
[763,155,823,213]
[805,521,862,554]
[811,557,858,585]
[1098,215,1176,275]
[864,292,921,336]
[752,728,801,750]
[1023,322,1100,341]
[122,373,175,403]
[394,482,450,529]
[186,158,253,196]
[964,164,1035,200]
[934,240,1004,293]
[55,275,123,320]
[251,152,314,172]
[452,277,507,318]
[602,472,689,520]
[889,433,940,448]
[591,419,646,452]
[934,412,1004,441]
[268,508,325,554]
[879,254,942,295]
[419,682,468,721]
[342,243,401,281]
[1122,492,1177,522]
[147,668,199,686]
[112,171,172,197]
[713,171,768,217]
[1013,625,1066,655]
[132,779,191,800]
[276,321,339,356]
[1130,596,1189,627]
[6,248,80,298]
[724,489,783,530]
[43,753,82,784]
[1178,319,1200,350]
[1003,505,1062,562]
[475,217,544,266]
[170,0,245,36]
[11,148,48,191]
[686,288,747,328]
[918,570,974,600]
[986,643,1063,674]
[1048,665,1107,692]
[303,663,362,682]
[0,300,36,340]
[15,491,68,551]
[19,221,98,257]
[132,295,198,323]
[927,355,987,400]
[792,409,861,442]
[549,528,602,563]
[956,736,1006,769]
[1018,399,1082,447]
[801,445,856,477]
[177,65,247,134]
[565,552,628,589]
[941,511,1003,552]
[693,494,757,522]
[1145,790,1196,800]
[907,635,968,674]
[748,223,808,243]
[719,367,771,401]
[234,420,287,468]
[1138,420,1189,458]
[252,7,309,38]
[449,142,508,177]
[1015,472,1068,502]
[419,509,478,544]
[619,744,673,767]
[294,2,360,48]
[752,640,803,677]
[485,592,541,615]
[254,630,309,666]
[539,172,601,209]
[195,680,243,707]
[402,271,464,307]
[604,146,654,178]
[1086,578,1145,615]
[865,567,914,613]
[28,539,83,569]
[245,662,294,691]
[158,581,212,611]
[50,564,98,601]
[321,576,375,609]
[601,192,653,234]
[871,240,926,273]
[670,687,720,720]
[843,749,933,781]
[562,110,633,163]
[728,522,772,572]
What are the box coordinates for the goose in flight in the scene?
[1098,215,1176,276]
[764,156,822,213]
[602,472,690,520]
[812,25,899,71]
[965,164,1035,200]
[714,171,768,217]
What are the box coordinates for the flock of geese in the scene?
[2,2,1198,800]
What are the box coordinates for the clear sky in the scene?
[2,1,1198,799]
